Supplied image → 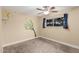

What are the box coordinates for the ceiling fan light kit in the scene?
[44,11,49,15]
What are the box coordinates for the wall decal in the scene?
[24,19,36,37]
[2,10,11,24]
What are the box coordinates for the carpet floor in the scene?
[3,37,79,53]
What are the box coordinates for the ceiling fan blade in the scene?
[43,6,49,8]
[36,8,44,11]
[50,7,55,9]
[38,12,43,14]
[51,11,58,12]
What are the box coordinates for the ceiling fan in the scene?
[36,6,58,15]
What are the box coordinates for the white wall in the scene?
[0,7,3,52]
[2,9,39,45]
[38,7,79,47]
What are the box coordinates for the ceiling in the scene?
[2,6,75,16]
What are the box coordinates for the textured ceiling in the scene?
[2,6,75,16]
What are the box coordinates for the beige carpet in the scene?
[3,37,79,53]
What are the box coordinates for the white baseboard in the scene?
[2,36,79,51]
[39,36,79,49]
[2,37,38,48]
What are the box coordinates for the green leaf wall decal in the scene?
[24,19,36,37]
